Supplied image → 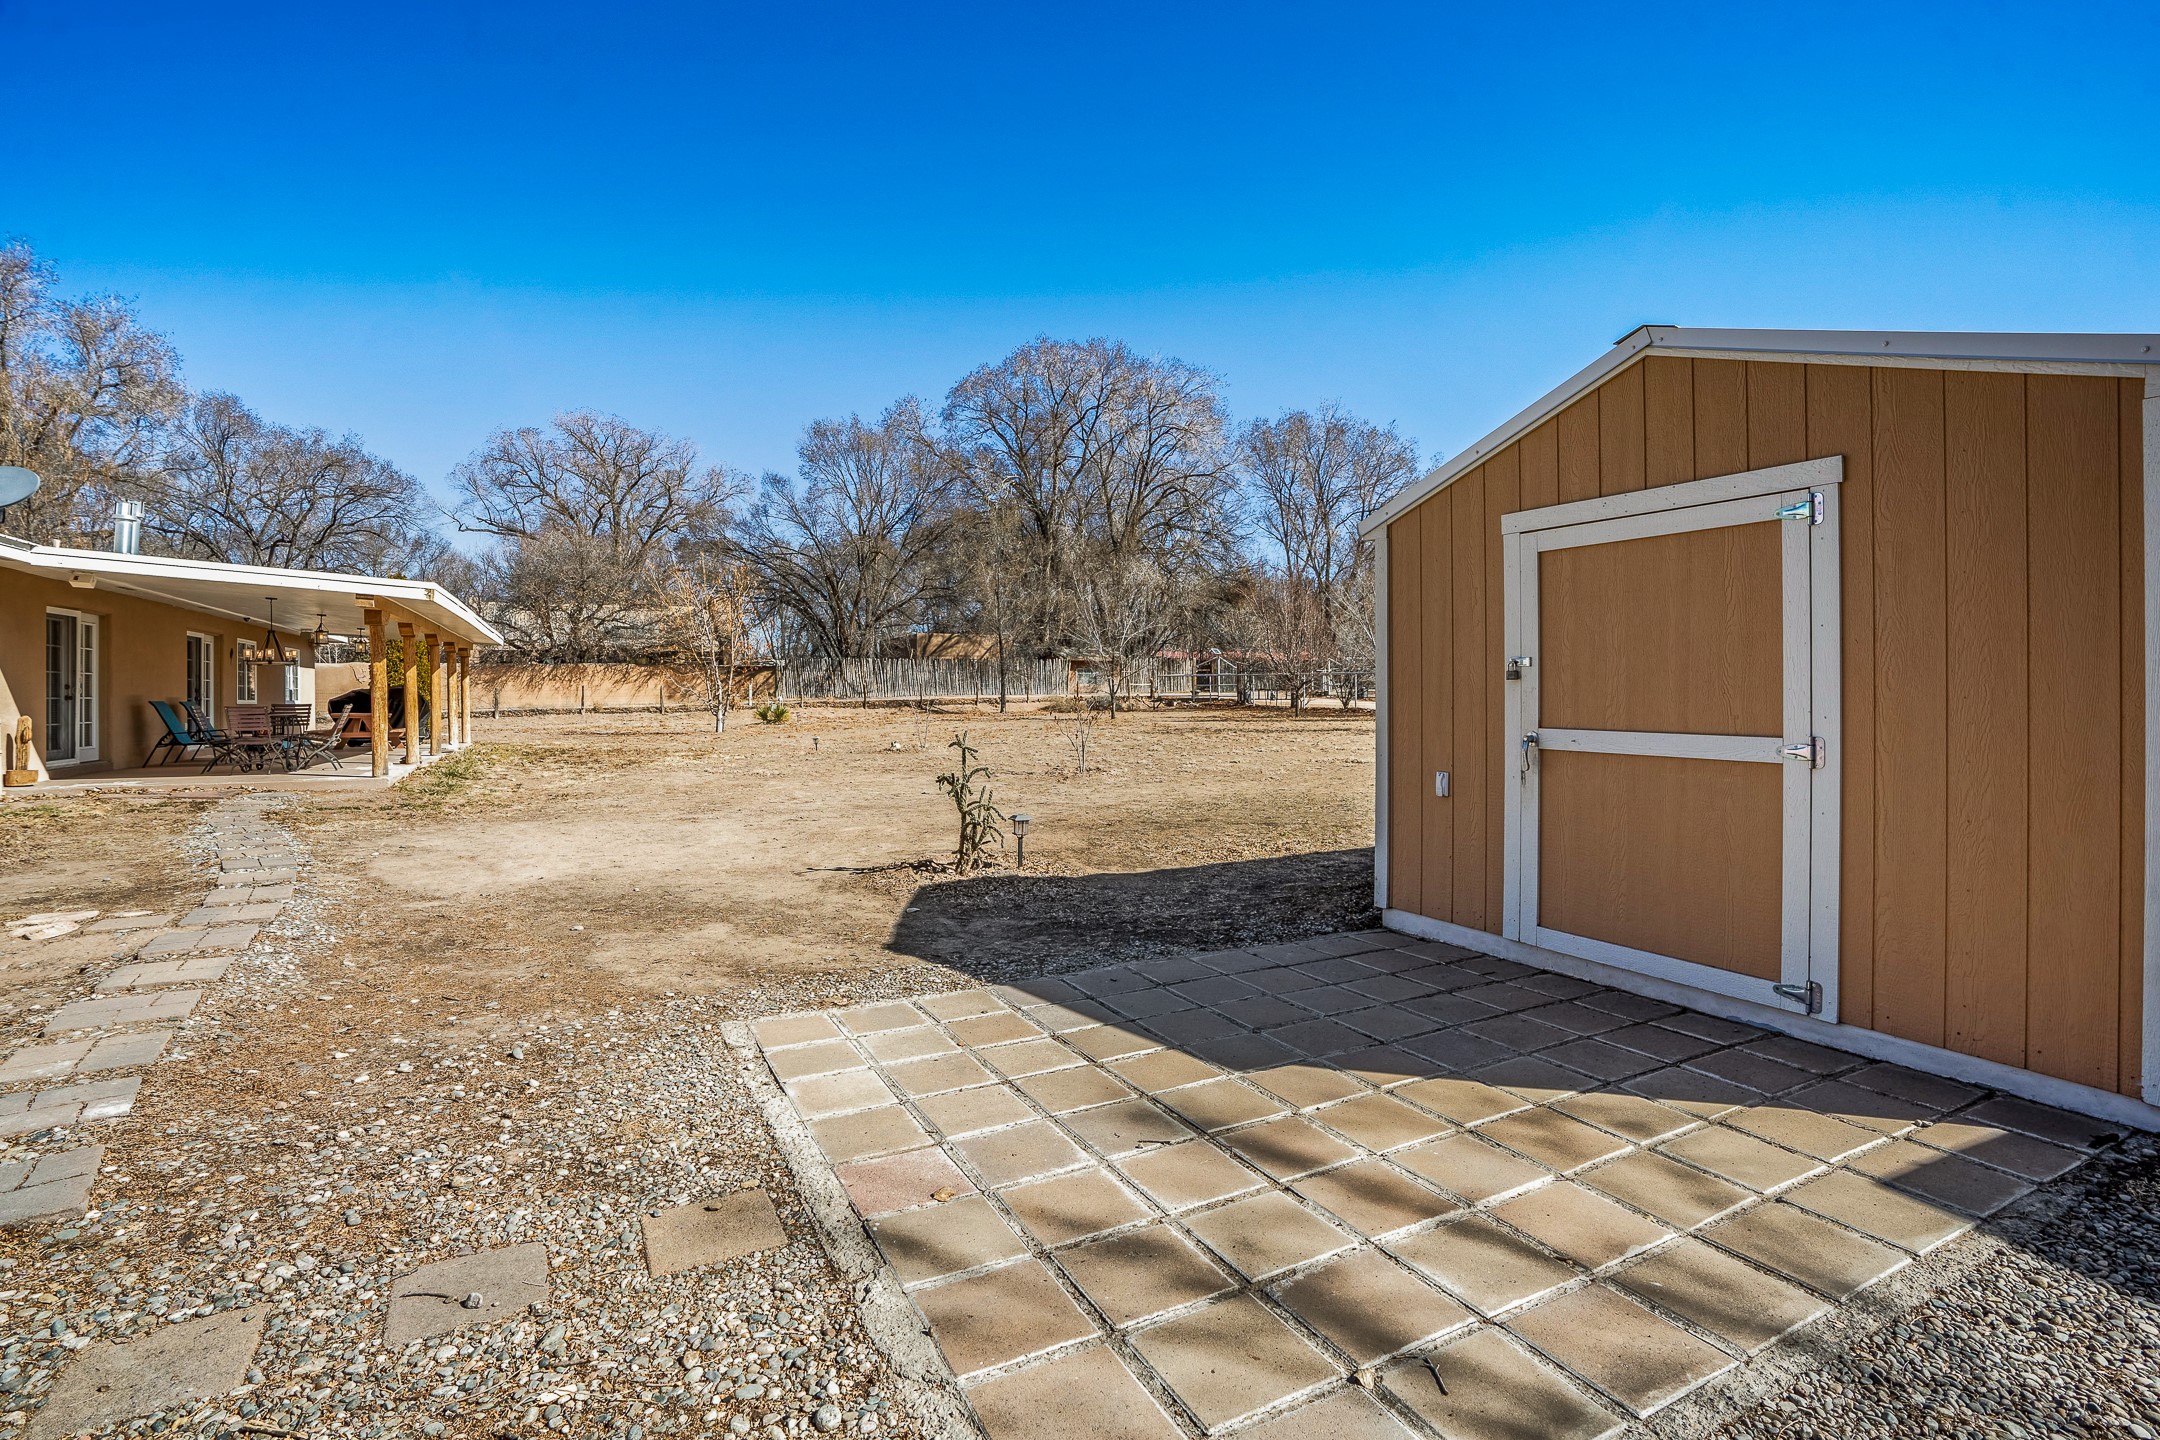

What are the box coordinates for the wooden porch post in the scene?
[458,647,473,747]
[365,609,389,779]
[425,633,444,756]
[398,622,420,765]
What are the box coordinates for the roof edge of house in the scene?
[1359,325,2160,536]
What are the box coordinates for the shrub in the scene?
[754,702,792,724]
[935,731,1006,874]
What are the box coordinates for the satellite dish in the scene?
[0,467,41,509]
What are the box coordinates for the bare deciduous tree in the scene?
[0,239,182,540]
[661,554,762,732]
[148,391,431,571]
[453,412,743,660]
[731,399,954,660]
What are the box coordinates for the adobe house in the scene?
[1363,327,2157,1127]
[0,534,500,784]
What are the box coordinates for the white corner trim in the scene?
[1384,909,2160,1133]
[1373,532,1390,913]
[2144,375,2159,1105]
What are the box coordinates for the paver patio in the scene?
[754,930,2126,1439]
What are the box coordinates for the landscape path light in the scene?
[1011,813,1032,867]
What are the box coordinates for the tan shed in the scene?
[1364,327,2160,1129]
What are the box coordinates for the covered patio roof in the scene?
[0,535,502,646]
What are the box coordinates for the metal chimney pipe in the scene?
[111,499,144,555]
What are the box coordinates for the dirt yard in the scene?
[290,705,1378,1014]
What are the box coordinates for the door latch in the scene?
[1773,980,1823,1015]
[1520,731,1539,776]
[1505,655,1533,680]
[1775,491,1825,525]
[1779,737,1825,768]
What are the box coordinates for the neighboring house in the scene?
[1364,326,2158,1127]
[0,535,500,782]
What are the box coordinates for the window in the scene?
[234,639,258,704]
[186,633,215,716]
[283,663,301,705]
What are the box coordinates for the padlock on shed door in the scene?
[1505,655,1532,681]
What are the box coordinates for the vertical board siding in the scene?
[1558,391,1601,504]
[1870,367,1951,1050]
[1450,468,1489,932]
[1943,372,2029,1066]
[1387,518,1425,915]
[1383,353,2144,1098]
[1420,496,1455,926]
[2027,375,2122,1091]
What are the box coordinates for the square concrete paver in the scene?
[964,1345,1182,1440]
[1510,1283,1734,1415]
[385,1243,549,1343]
[1184,1190,1354,1281]
[1393,1132,1552,1204]
[1845,1138,2034,1216]
[1490,1182,1675,1269]
[1580,1150,1753,1230]
[95,957,232,992]
[1219,1115,1360,1180]
[1233,1388,1419,1440]
[1117,1141,1265,1211]
[913,1259,1096,1380]
[0,1146,102,1227]
[1381,1326,1623,1440]
[1000,1168,1151,1246]
[1613,1239,1830,1353]
[1273,1247,1474,1364]
[754,932,2114,1440]
[871,1195,1028,1285]
[641,1191,788,1276]
[1130,1294,1339,1431]
[1779,1169,1972,1254]
[27,1308,264,1439]
[957,1120,1090,1187]
[1291,1158,1460,1238]
[1056,1224,1236,1324]
[1062,1097,1195,1157]
[835,1147,975,1217]
[811,1106,931,1164]
[1701,1202,1907,1301]
[42,988,200,1035]
[1391,1215,1580,1316]
[1316,1092,1452,1151]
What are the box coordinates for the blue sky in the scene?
[8,1,2157,520]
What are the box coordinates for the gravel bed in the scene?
[0,798,930,1439]
[1714,1133,2160,1440]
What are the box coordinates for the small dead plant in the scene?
[935,730,1006,873]
[1063,697,1099,776]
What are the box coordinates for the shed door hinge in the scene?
[1780,737,1825,768]
[1773,980,1823,1014]
[1775,491,1825,525]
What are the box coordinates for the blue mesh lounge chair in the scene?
[144,700,212,767]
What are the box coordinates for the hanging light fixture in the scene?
[311,613,331,647]
[261,597,293,664]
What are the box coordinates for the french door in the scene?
[44,609,100,765]
[1501,459,1842,1020]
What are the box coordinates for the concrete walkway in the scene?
[752,932,2123,1440]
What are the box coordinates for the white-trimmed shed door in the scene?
[1501,458,1842,1020]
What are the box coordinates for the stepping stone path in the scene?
[0,793,303,1233]
[22,1307,266,1440]
[385,1243,552,1345]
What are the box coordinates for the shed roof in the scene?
[1360,326,2160,536]
[0,536,502,646]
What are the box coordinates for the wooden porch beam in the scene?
[425,632,444,757]
[398,622,420,766]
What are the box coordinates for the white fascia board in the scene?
[1360,326,2160,538]
[2,543,503,645]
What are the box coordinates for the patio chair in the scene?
[143,700,212,767]
[284,705,354,772]
[183,701,269,774]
